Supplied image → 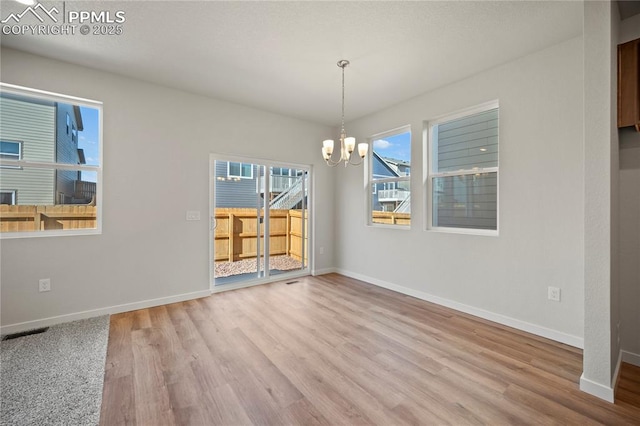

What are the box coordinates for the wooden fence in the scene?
[1,205,308,263]
[214,208,308,263]
[372,211,411,225]
[0,205,97,232]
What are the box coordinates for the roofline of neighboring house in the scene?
[383,157,410,168]
[372,151,401,177]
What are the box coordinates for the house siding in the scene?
[0,96,55,205]
[371,152,402,211]
[436,108,499,172]
[214,161,262,208]
[55,103,81,202]
[434,108,498,230]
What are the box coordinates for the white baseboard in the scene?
[622,350,640,367]
[0,289,211,336]
[580,373,615,403]
[335,268,584,349]
[611,350,623,399]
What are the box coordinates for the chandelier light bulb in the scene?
[344,137,356,154]
[358,143,369,158]
[323,139,334,155]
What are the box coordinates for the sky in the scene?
[78,106,100,181]
[372,131,411,163]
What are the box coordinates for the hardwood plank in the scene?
[618,362,640,409]
[100,273,640,425]
[103,312,135,382]
[200,384,254,425]
[503,383,600,425]
[281,398,331,426]
[130,327,176,425]
[131,309,152,330]
[99,375,136,426]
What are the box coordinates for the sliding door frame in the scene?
[209,153,312,293]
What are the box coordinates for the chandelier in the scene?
[321,60,368,167]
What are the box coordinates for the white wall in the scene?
[620,128,640,362]
[0,47,335,331]
[581,0,618,402]
[334,37,585,346]
[609,1,621,381]
[618,12,640,366]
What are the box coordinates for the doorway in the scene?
[210,155,310,289]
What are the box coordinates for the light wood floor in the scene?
[100,273,640,425]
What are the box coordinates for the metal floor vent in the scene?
[286,280,300,285]
[2,327,50,341]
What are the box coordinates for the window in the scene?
[228,162,253,179]
[0,140,22,168]
[368,126,411,226]
[0,83,102,238]
[272,167,291,176]
[0,190,16,205]
[426,101,498,234]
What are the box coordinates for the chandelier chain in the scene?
[341,63,345,137]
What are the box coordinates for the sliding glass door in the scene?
[211,156,309,287]
[265,166,308,278]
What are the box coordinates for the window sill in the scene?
[0,228,102,239]
[427,226,498,237]
[367,222,411,230]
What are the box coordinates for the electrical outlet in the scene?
[319,246,325,255]
[186,211,201,221]
[39,278,51,292]
[547,286,560,302]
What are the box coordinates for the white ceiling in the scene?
[618,0,640,20]
[0,1,583,126]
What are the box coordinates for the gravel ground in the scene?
[215,255,303,277]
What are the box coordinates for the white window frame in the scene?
[227,161,253,179]
[0,140,22,169]
[0,190,16,205]
[425,100,499,236]
[366,125,411,228]
[0,82,103,239]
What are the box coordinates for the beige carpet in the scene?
[0,316,109,426]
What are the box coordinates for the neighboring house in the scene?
[0,94,91,205]
[214,161,306,209]
[371,151,410,212]
[55,102,86,204]
[214,161,261,208]
[431,107,498,230]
